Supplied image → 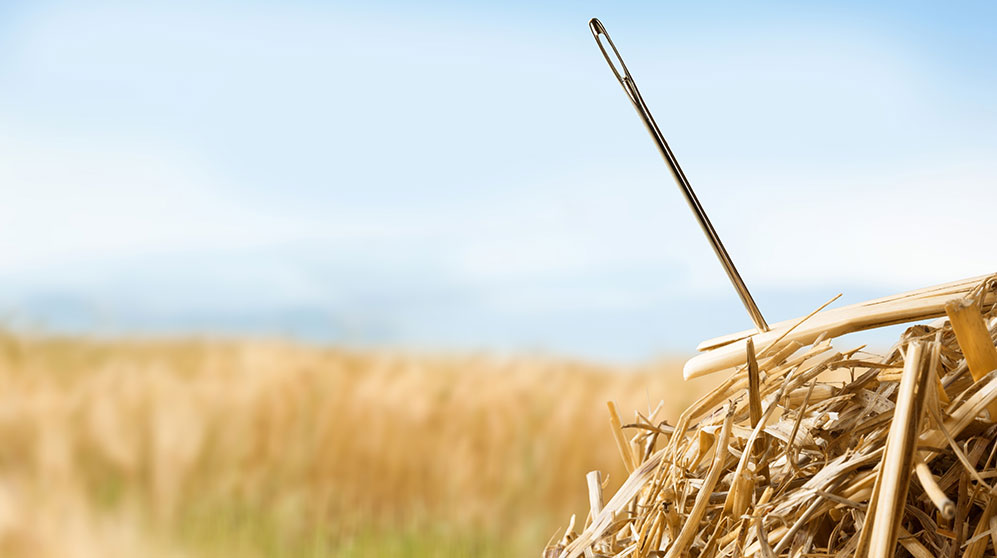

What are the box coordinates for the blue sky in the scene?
[1,1,995,361]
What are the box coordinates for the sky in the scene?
[0,1,995,361]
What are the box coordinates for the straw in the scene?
[547,273,997,558]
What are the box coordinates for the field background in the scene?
[0,332,719,557]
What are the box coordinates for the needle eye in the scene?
[589,18,635,103]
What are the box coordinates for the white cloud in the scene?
[0,132,287,273]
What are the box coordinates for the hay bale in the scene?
[547,274,997,558]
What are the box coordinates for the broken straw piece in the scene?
[684,273,996,379]
[945,296,997,418]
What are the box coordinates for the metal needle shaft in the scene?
[589,17,769,333]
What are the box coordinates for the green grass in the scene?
[175,500,548,558]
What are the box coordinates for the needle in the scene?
[589,17,769,333]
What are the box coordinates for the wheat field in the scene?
[0,332,716,557]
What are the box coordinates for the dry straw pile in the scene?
[547,273,997,558]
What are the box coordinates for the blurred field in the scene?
[0,332,716,557]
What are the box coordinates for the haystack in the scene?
[547,273,997,558]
